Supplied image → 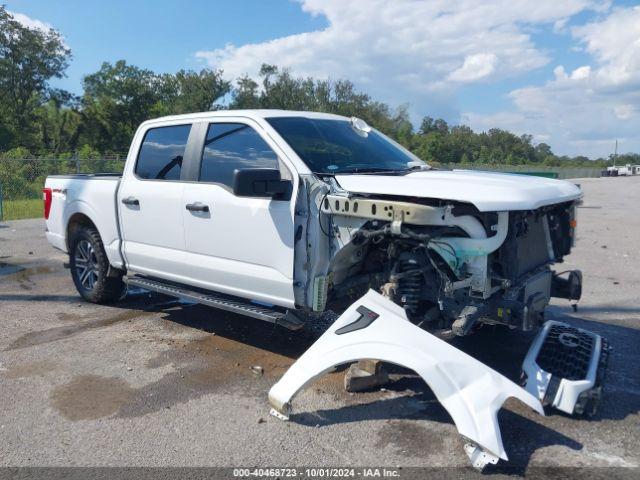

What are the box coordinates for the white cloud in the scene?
[8,10,69,50]
[570,65,591,80]
[614,104,634,120]
[448,54,498,83]
[464,5,640,157]
[195,1,602,104]
[572,5,640,86]
[194,0,635,157]
[8,10,55,32]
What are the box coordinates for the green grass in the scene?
[1,198,42,221]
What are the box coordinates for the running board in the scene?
[125,275,304,330]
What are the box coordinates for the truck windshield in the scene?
[266,116,426,174]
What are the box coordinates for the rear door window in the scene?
[199,123,279,187]
[136,124,192,180]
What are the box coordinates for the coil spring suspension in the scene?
[398,256,422,317]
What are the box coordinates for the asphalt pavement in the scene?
[0,176,638,476]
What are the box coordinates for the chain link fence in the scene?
[0,157,602,221]
[0,156,126,221]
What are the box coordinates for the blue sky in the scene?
[6,0,640,158]
[6,0,327,94]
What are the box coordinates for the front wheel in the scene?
[69,225,125,303]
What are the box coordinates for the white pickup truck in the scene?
[44,110,605,468]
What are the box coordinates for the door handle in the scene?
[121,196,139,206]
[186,202,209,213]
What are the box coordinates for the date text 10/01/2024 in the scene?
[232,468,401,477]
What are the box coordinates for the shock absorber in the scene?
[397,254,422,318]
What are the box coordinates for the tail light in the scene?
[43,188,52,219]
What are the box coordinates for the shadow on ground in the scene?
[292,393,581,473]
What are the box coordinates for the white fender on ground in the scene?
[268,290,544,467]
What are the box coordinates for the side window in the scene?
[200,123,279,187]
[135,124,191,180]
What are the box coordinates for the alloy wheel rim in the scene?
[75,240,99,290]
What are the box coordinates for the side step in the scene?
[125,275,304,330]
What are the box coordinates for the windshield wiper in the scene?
[400,164,432,175]
[318,164,432,176]
[333,167,406,175]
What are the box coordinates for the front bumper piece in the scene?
[268,290,544,469]
[522,320,609,416]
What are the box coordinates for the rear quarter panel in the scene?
[44,176,123,268]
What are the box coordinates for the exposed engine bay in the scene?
[279,175,610,470]
[293,175,583,338]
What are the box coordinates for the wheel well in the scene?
[67,213,98,249]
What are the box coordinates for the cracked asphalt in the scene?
[0,176,638,476]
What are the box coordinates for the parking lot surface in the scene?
[0,177,639,474]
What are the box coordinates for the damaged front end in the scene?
[269,290,545,469]
[292,176,583,337]
[269,123,593,470]
[278,177,593,468]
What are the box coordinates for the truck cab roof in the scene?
[141,109,349,127]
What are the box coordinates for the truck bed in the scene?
[44,174,123,268]
[46,173,122,179]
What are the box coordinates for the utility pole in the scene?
[613,139,618,167]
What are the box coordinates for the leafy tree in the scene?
[39,90,82,154]
[158,68,230,114]
[228,65,413,142]
[419,117,448,135]
[0,6,72,149]
[231,75,261,109]
[535,142,553,160]
[80,60,163,152]
[0,44,623,170]
[80,61,231,152]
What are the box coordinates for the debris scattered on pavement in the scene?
[250,365,264,376]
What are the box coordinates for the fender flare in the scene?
[64,199,123,268]
[64,200,105,244]
[268,290,543,462]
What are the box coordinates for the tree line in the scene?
[1,6,636,168]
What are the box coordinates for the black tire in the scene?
[69,225,125,303]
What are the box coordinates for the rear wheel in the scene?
[69,225,125,303]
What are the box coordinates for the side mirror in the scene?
[233,168,292,200]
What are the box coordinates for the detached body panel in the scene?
[522,320,609,416]
[268,290,544,464]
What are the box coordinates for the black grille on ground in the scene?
[536,324,595,380]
